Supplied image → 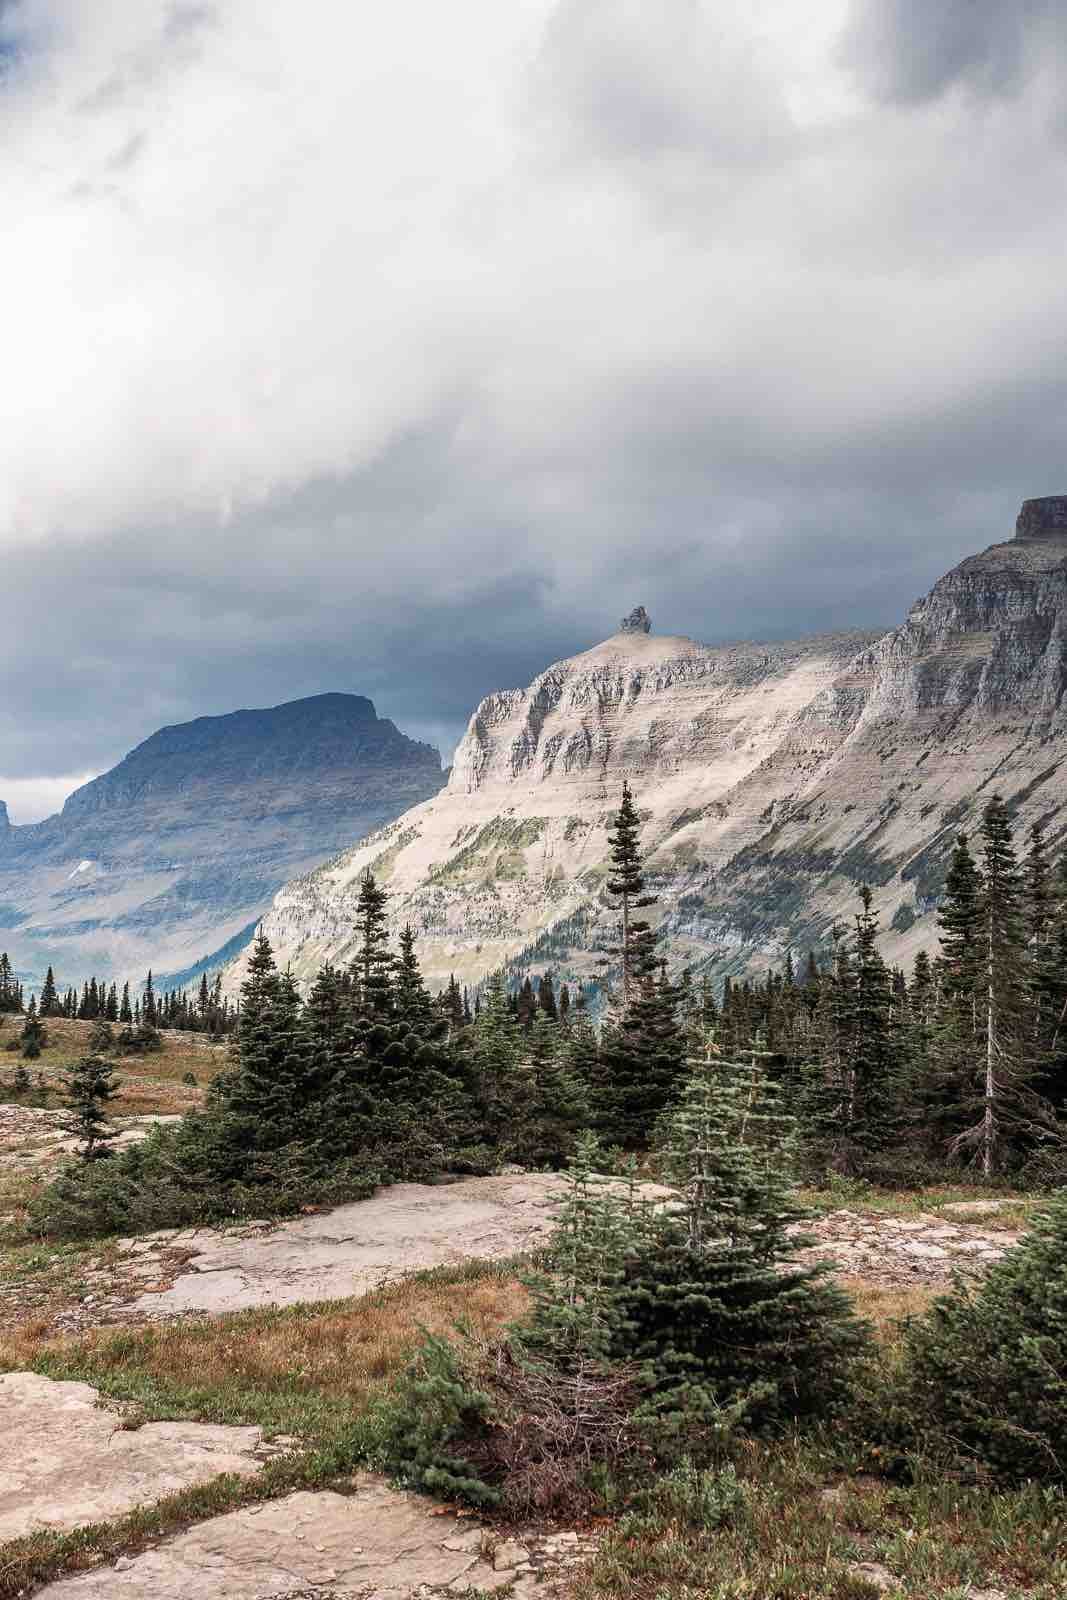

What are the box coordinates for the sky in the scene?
[2,0,1067,821]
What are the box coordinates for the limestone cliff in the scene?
[0,695,444,989]
[247,502,1067,993]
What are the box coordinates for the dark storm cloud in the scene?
[3,2,1067,816]
[841,0,1067,106]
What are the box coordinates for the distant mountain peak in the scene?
[0,690,445,987]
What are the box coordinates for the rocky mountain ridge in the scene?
[0,694,444,989]
[244,499,1067,994]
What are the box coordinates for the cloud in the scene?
[1,2,1066,788]
[0,774,98,825]
[840,0,1067,107]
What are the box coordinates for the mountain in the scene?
[0,694,444,989]
[244,498,1067,995]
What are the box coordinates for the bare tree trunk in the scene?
[984,917,996,1179]
[621,890,630,1011]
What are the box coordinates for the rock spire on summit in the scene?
[619,605,652,634]
[1016,497,1067,541]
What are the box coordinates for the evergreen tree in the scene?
[443,973,465,1034]
[20,1001,46,1060]
[60,1054,121,1160]
[465,971,525,1154]
[351,872,394,1019]
[39,966,60,1017]
[838,886,901,1167]
[516,976,536,1030]
[0,952,19,1013]
[143,970,157,1028]
[602,781,659,1011]
[525,1008,588,1167]
[538,972,558,1021]
[605,1058,868,1454]
[119,982,133,1024]
[395,926,436,1036]
[597,961,685,1150]
[1044,851,1067,1110]
[223,937,311,1153]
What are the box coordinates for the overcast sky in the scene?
[2,1,1066,820]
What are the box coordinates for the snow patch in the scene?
[68,860,95,879]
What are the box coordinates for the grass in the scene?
[0,1016,216,1116]
[0,1017,219,1316]
[797,1177,1037,1232]
[0,1247,1064,1598]
[575,1440,1067,1599]
[0,1157,127,1329]
[0,1259,528,1598]
[0,1165,1056,1600]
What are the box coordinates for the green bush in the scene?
[898,1190,1067,1483]
[28,1116,379,1238]
[619,1458,746,1532]
[367,1331,501,1507]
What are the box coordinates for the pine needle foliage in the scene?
[899,1190,1067,1483]
[60,1053,122,1160]
[609,1058,870,1457]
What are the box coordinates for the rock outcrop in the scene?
[619,604,652,634]
[0,694,443,989]
[1016,495,1067,540]
[242,504,1067,993]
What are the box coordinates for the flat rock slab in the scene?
[0,1372,266,1542]
[796,1210,1020,1286]
[33,1479,599,1600]
[124,1174,570,1320]
[940,1199,1012,1219]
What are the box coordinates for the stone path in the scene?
[798,1207,1021,1286]
[20,1180,1023,1334]
[30,1477,598,1600]
[54,1174,571,1329]
[0,1372,286,1543]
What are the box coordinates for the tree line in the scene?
[25,781,1067,1235]
[0,960,236,1037]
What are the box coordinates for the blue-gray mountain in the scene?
[0,694,444,989]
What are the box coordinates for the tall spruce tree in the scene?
[837,886,901,1168]
[39,966,60,1017]
[351,871,395,1019]
[603,781,658,1010]
[224,937,311,1155]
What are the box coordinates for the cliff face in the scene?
[0,694,444,988]
[247,507,1067,994]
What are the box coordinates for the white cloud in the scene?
[0,774,98,824]
[0,1,1065,779]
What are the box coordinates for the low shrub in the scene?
[369,1329,647,1517]
[27,1116,379,1238]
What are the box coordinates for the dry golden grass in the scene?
[0,1015,216,1115]
[1,1262,530,1410]
[839,1277,936,1339]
